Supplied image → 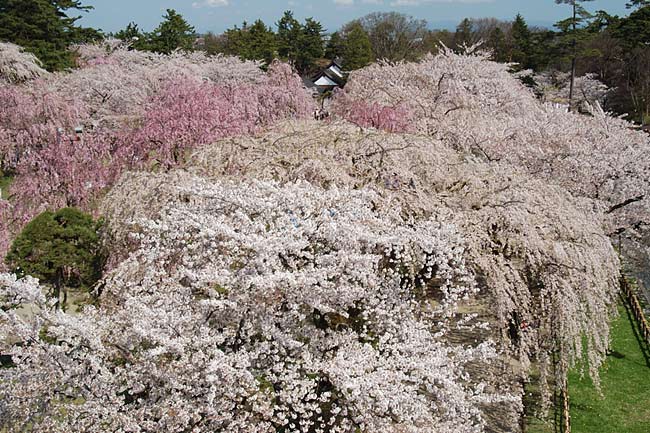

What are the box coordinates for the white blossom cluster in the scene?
[0,46,633,432]
[337,48,650,316]
[337,48,650,239]
[0,42,48,84]
[184,120,620,408]
[1,178,515,432]
[534,71,611,109]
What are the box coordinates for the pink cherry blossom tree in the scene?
[0,48,314,263]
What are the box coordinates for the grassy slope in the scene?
[569,303,650,433]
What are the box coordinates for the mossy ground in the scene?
[0,173,12,199]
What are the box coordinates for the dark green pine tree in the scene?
[148,9,195,54]
[222,22,250,57]
[115,22,142,43]
[487,27,508,63]
[246,19,277,65]
[555,0,595,110]
[114,21,153,51]
[612,5,650,49]
[297,17,324,73]
[454,18,474,51]
[510,14,533,69]
[626,0,650,9]
[325,31,345,60]
[0,0,101,71]
[5,208,104,311]
[341,21,373,70]
[277,10,302,61]
[220,20,276,65]
[276,11,325,74]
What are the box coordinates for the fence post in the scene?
[562,379,571,433]
[621,275,650,348]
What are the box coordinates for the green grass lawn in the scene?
[569,302,650,433]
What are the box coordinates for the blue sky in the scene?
[79,0,632,34]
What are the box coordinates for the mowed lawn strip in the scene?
[569,303,650,433]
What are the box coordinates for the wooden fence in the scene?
[554,276,649,433]
[529,274,649,433]
[621,276,650,348]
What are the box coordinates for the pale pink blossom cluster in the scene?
[331,93,413,133]
[0,83,87,173]
[59,42,267,127]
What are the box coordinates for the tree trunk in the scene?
[568,3,577,112]
[53,271,61,310]
[62,285,68,313]
[54,268,66,311]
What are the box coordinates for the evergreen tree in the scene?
[555,0,595,110]
[221,19,277,65]
[276,11,324,74]
[325,31,345,59]
[488,26,508,62]
[247,19,277,64]
[6,208,103,310]
[454,18,474,51]
[115,22,142,44]
[610,5,650,122]
[114,21,150,50]
[0,0,101,71]
[510,14,533,69]
[528,29,557,71]
[627,0,650,8]
[148,9,195,54]
[277,10,302,61]
[342,21,373,70]
[115,22,141,42]
[297,17,324,73]
[612,5,650,48]
[222,23,249,57]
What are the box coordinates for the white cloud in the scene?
[335,0,491,5]
[192,0,229,8]
[333,0,384,4]
[390,0,493,5]
[390,0,494,6]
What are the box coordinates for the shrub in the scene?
[5,207,103,310]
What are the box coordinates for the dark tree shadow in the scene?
[620,294,650,369]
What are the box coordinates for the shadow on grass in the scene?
[620,293,650,369]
